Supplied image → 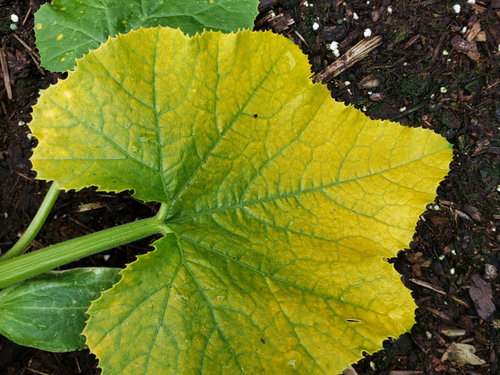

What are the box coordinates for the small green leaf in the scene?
[30,28,453,373]
[0,268,120,352]
[34,0,259,71]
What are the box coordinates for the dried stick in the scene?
[0,48,12,100]
[313,35,382,83]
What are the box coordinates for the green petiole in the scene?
[1,182,60,261]
[0,204,169,289]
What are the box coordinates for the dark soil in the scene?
[0,0,498,374]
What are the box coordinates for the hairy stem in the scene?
[0,216,167,289]
[1,182,60,261]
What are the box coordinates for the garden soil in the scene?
[0,0,498,374]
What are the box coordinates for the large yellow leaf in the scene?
[29,28,452,374]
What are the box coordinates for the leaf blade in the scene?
[0,268,120,352]
[31,28,453,373]
[34,0,259,71]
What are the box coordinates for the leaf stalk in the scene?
[1,182,60,261]
[0,216,165,289]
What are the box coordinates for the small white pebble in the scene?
[399,106,407,112]
[312,22,319,31]
[103,254,111,261]
[366,0,370,4]
[440,86,448,93]
[363,28,372,38]
[467,0,475,3]
[303,1,309,6]
[433,204,440,211]
[439,255,445,260]
[344,80,351,86]
[3,212,8,219]
[442,50,449,56]
[353,12,359,20]
[426,331,432,339]
[369,361,376,370]
[496,185,500,192]
[329,41,340,57]
[450,267,455,275]
[18,120,25,126]
[430,93,435,99]
[27,133,32,141]
[453,4,461,13]
[403,61,408,66]
[9,24,17,31]
[10,14,19,23]
[387,5,393,13]
[461,26,468,34]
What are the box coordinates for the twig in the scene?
[293,30,309,48]
[410,278,446,295]
[12,33,39,58]
[21,5,32,27]
[12,34,44,75]
[451,295,470,308]
[421,306,452,321]
[0,48,12,100]
[313,35,382,83]
[391,103,427,121]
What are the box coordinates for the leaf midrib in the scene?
[168,146,448,223]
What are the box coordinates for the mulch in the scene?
[0,0,498,374]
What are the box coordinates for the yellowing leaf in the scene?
[30,28,453,374]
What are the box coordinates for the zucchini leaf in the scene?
[35,0,259,72]
[30,28,453,374]
[0,268,120,352]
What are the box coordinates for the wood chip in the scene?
[0,48,12,100]
[469,274,496,321]
[343,366,359,375]
[440,327,466,337]
[76,202,107,212]
[267,13,294,32]
[442,342,486,366]
[465,19,482,43]
[312,35,382,83]
[319,25,347,42]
